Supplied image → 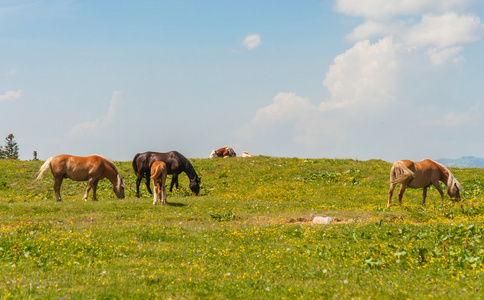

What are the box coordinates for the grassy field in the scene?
[1,156,484,299]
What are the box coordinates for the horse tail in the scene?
[150,164,159,180]
[389,161,414,184]
[36,157,53,181]
[132,153,141,175]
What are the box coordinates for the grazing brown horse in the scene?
[36,154,125,202]
[151,161,168,205]
[387,159,461,207]
[209,146,236,158]
[132,151,201,197]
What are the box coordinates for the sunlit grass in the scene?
[1,157,484,298]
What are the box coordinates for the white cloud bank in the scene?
[0,90,23,102]
[321,36,398,112]
[238,0,484,159]
[334,0,472,19]
[242,34,261,50]
[69,91,122,137]
[343,3,484,66]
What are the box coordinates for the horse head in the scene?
[447,175,462,201]
[189,177,201,195]
[114,175,126,199]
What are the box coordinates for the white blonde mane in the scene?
[96,155,124,189]
[431,160,462,191]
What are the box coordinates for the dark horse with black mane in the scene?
[132,151,201,197]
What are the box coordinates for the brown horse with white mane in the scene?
[387,159,461,207]
[151,161,168,205]
[36,154,125,202]
[209,146,236,159]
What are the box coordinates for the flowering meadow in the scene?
[1,157,484,299]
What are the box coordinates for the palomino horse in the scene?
[209,146,236,159]
[132,151,201,197]
[151,161,168,205]
[36,154,125,202]
[241,151,257,157]
[387,159,461,207]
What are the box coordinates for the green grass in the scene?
[1,157,484,299]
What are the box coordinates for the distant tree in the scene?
[33,151,38,161]
[0,134,19,159]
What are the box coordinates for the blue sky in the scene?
[1,1,484,162]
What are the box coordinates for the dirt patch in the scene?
[187,218,203,222]
[83,218,99,223]
[287,217,311,223]
[286,217,357,224]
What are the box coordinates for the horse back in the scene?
[137,150,197,179]
[51,154,110,181]
[146,151,185,175]
[150,161,167,181]
[403,159,442,188]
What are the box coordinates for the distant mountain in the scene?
[437,156,484,168]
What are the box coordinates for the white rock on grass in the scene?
[313,216,333,224]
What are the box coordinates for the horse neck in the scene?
[105,164,120,186]
[436,164,451,187]
[183,161,198,179]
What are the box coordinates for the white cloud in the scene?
[346,20,403,41]
[238,1,484,159]
[321,36,398,112]
[237,92,344,151]
[335,0,472,19]
[252,92,315,123]
[403,13,484,49]
[428,104,481,128]
[69,91,122,137]
[427,46,463,65]
[238,92,315,139]
[343,3,484,65]
[242,34,261,50]
[0,90,23,102]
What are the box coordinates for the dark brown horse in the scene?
[132,151,201,197]
[387,159,461,207]
[36,154,125,202]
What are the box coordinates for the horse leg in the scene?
[145,170,153,194]
[91,180,99,201]
[83,178,95,201]
[162,178,167,205]
[53,177,63,202]
[397,184,407,206]
[169,173,179,192]
[422,186,428,205]
[169,174,176,192]
[387,183,396,208]
[432,180,445,202]
[153,182,159,205]
[136,173,143,198]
